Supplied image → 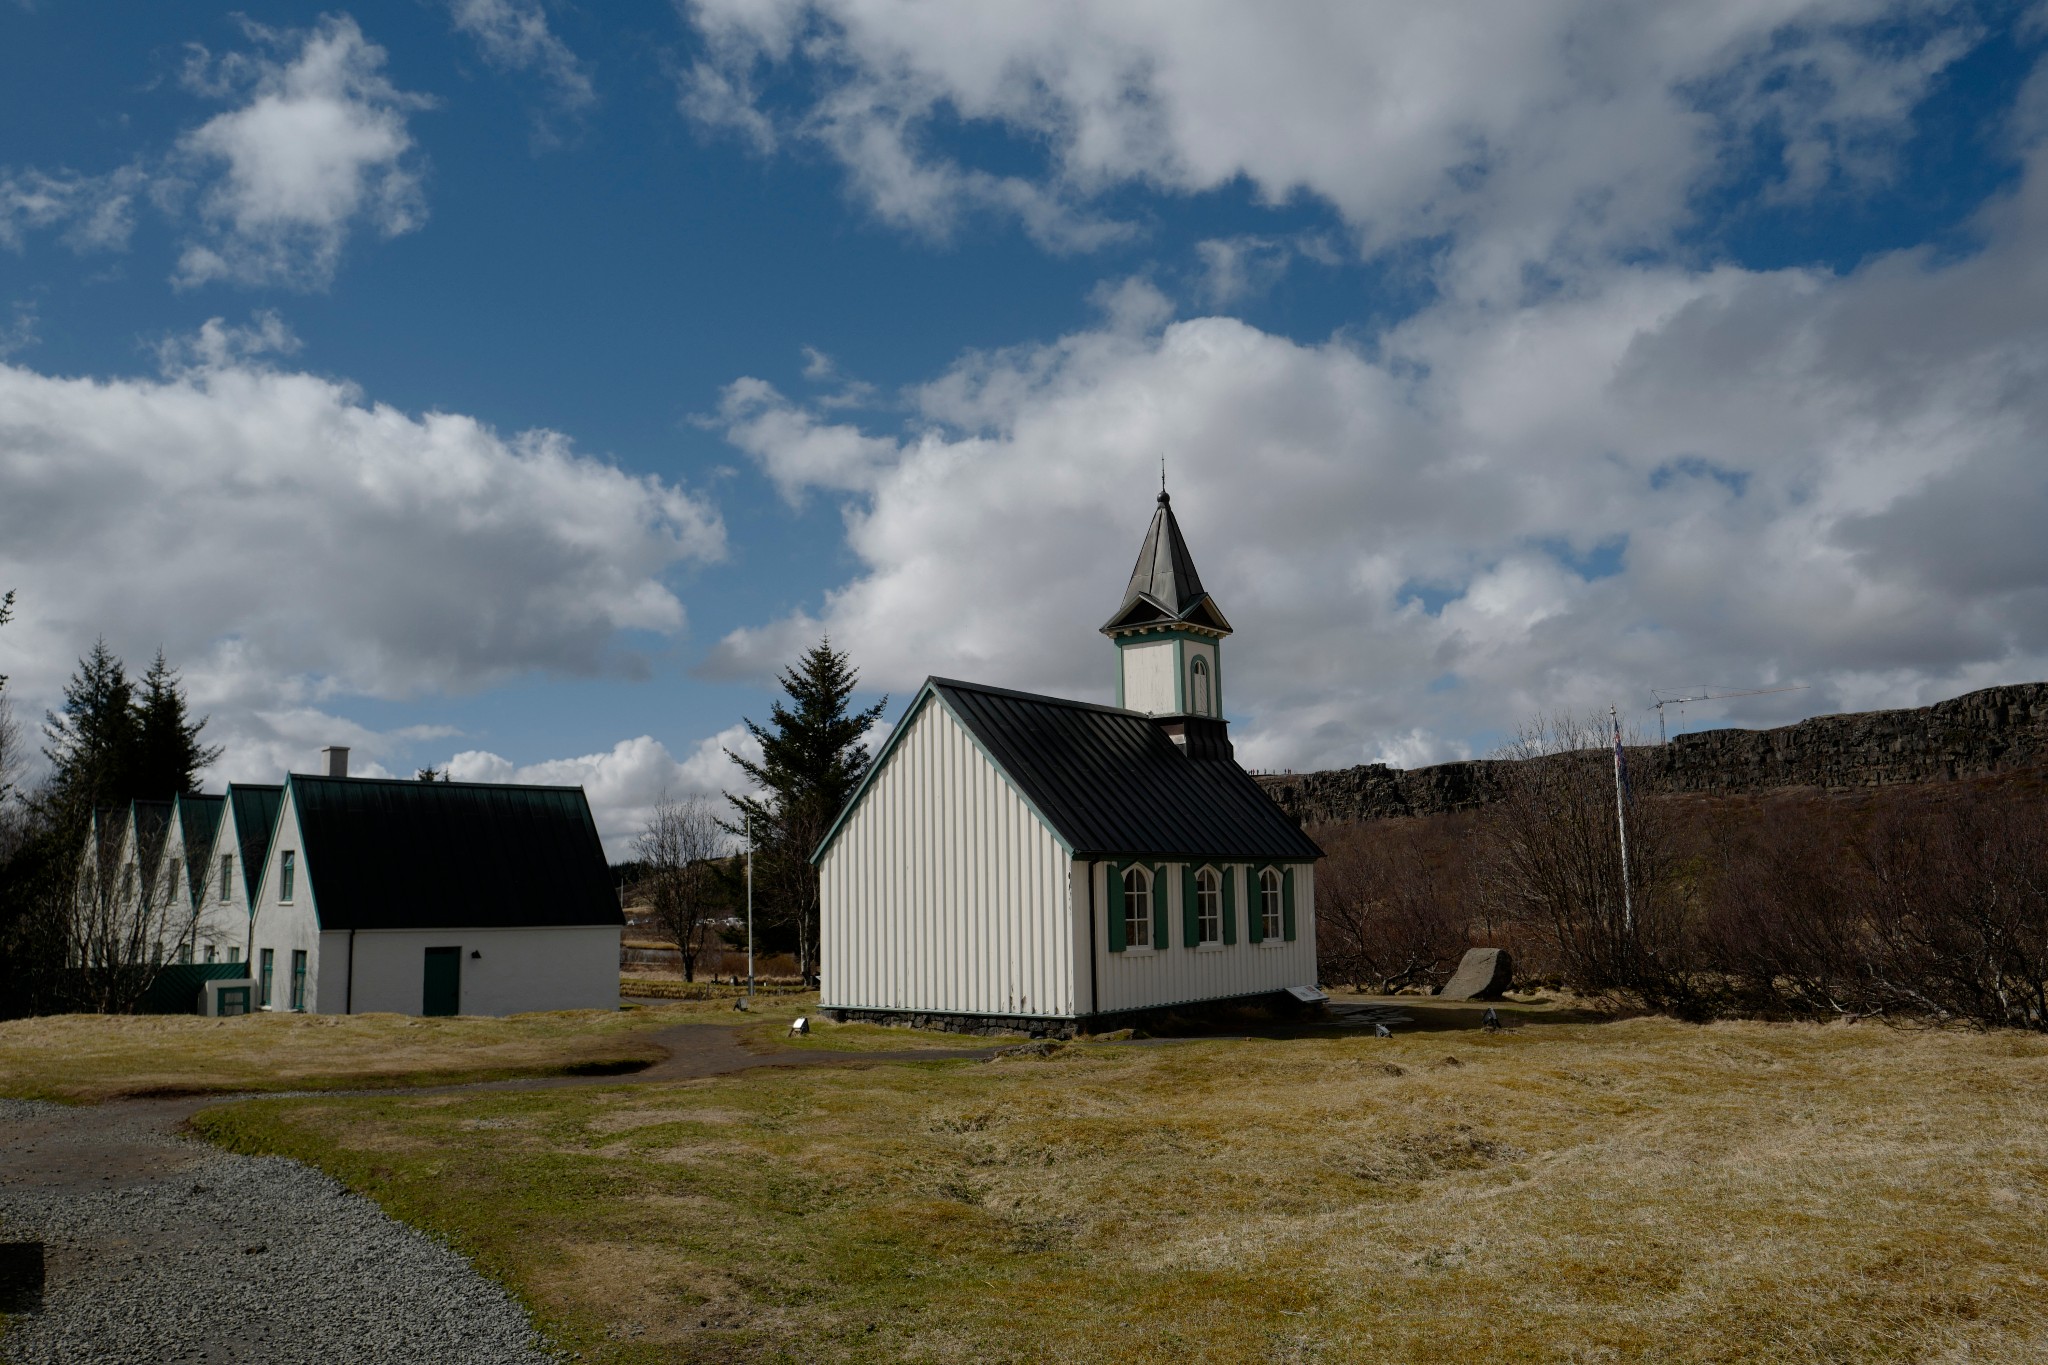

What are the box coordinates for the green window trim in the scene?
[290,949,308,1011]
[280,850,296,903]
[1151,864,1169,949]
[1107,861,1126,953]
[1247,866,1265,943]
[1181,864,1199,947]
[1221,865,1236,944]
[258,948,274,1007]
[1282,866,1298,941]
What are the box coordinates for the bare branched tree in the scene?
[634,793,728,982]
[1481,712,1691,1004]
[67,808,191,1013]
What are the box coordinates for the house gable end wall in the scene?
[819,697,1075,1019]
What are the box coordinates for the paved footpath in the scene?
[0,1022,992,1365]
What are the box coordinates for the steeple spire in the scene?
[1102,482,1231,721]
[1100,483,1232,637]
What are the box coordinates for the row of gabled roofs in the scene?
[96,773,619,930]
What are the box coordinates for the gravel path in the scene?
[0,1097,554,1365]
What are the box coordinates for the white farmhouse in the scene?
[815,488,1324,1035]
[243,756,623,1016]
[98,751,621,1017]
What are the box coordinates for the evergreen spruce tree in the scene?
[42,639,140,816]
[725,639,886,981]
[132,648,222,800]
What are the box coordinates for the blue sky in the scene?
[4,1,2047,850]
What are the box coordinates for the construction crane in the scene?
[1650,684,1809,744]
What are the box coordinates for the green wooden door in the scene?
[422,946,461,1017]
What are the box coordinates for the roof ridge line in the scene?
[288,773,591,793]
[925,676,1142,718]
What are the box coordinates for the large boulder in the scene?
[1440,948,1512,1000]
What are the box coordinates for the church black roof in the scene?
[1100,489,1233,635]
[815,678,1322,865]
[287,774,622,931]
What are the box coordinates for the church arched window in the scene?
[1260,867,1284,941]
[1190,654,1211,715]
[1122,865,1152,948]
[1196,866,1222,943]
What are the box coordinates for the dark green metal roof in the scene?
[226,784,284,903]
[173,794,225,902]
[287,775,622,931]
[815,678,1323,865]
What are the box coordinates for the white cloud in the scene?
[0,319,726,768]
[680,1,1971,291]
[704,133,2048,770]
[448,0,597,126]
[446,726,759,857]
[0,165,146,254]
[174,16,433,289]
[712,376,904,501]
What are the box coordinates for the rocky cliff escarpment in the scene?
[1255,682,2048,827]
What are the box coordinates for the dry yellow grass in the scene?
[195,1016,2048,1363]
[0,1008,671,1103]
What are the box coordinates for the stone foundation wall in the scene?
[1257,682,2048,827]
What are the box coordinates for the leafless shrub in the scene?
[1314,816,1477,993]
[1702,788,2048,1029]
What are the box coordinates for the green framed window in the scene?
[280,850,296,903]
[1194,866,1222,944]
[205,944,217,963]
[178,941,192,964]
[220,854,234,902]
[259,948,274,1007]
[290,949,308,1011]
[1114,864,1152,951]
[1260,867,1284,940]
[228,946,240,964]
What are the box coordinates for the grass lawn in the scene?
[192,1015,2048,1364]
[0,1007,675,1103]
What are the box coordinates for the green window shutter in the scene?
[1152,865,1170,949]
[1106,861,1126,953]
[1246,867,1264,943]
[1181,864,1199,948]
[1282,866,1298,941]
[1222,867,1236,944]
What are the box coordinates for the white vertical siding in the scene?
[1119,639,1177,714]
[248,789,322,1011]
[819,698,1075,1018]
[1085,860,1318,1014]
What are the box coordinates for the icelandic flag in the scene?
[1612,713,1630,798]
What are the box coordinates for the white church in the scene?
[815,487,1324,1035]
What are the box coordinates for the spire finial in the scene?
[1158,455,1169,505]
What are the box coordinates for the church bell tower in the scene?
[1102,486,1233,743]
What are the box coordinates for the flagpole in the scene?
[745,811,755,1004]
[1611,705,1634,935]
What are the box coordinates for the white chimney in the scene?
[321,746,350,778]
